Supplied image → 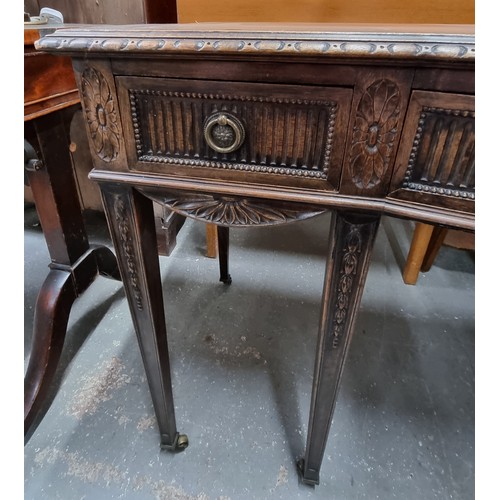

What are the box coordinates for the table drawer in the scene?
[117,77,352,190]
[389,91,475,212]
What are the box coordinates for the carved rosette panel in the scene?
[81,67,120,162]
[159,193,326,226]
[402,107,475,199]
[129,89,338,179]
[114,197,143,310]
[332,226,362,349]
[349,79,401,188]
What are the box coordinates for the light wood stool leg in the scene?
[402,222,435,285]
[206,223,218,258]
[421,227,448,272]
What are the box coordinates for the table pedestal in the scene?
[24,109,120,439]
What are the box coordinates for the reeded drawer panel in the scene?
[117,77,352,189]
[390,91,475,210]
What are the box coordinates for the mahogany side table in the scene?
[24,25,121,439]
[37,23,474,484]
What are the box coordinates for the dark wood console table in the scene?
[37,23,474,485]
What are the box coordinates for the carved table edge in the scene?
[35,25,475,63]
[89,170,474,231]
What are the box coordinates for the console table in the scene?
[37,23,474,485]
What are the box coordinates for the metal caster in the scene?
[176,433,189,451]
[160,432,189,452]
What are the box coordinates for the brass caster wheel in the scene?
[176,434,189,451]
[160,432,189,452]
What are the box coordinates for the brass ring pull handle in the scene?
[203,113,245,154]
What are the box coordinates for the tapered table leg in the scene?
[217,225,232,284]
[100,185,187,451]
[299,210,380,485]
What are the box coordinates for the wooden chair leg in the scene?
[402,223,435,285]
[421,227,448,272]
[217,225,232,285]
[206,223,218,258]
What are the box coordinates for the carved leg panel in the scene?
[100,185,187,451]
[299,210,380,485]
[217,226,232,284]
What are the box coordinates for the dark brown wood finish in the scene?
[24,28,80,121]
[24,106,121,439]
[339,69,413,197]
[389,91,475,208]
[116,77,352,191]
[100,185,187,451]
[37,23,475,484]
[300,210,380,485]
[24,8,184,441]
[216,226,231,284]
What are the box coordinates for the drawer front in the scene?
[390,91,475,212]
[117,77,352,189]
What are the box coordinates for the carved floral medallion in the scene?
[349,79,401,188]
[82,67,120,162]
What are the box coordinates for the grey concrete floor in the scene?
[24,206,474,499]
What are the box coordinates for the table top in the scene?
[36,22,474,62]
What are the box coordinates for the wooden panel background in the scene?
[26,0,474,25]
[24,0,177,24]
[177,0,474,24]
